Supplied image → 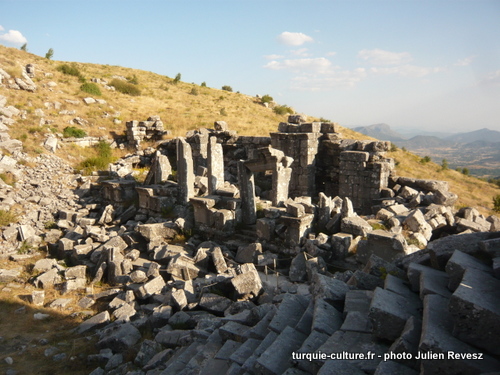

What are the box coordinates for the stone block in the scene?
[312,298,343,335]
[341,216,372,237]
[269,294,310,333]
[445,250,493,291]
[135,276,166,299]
[231,264,263,299]
[448,268,500,356]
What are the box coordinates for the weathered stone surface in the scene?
[135,276,166,299]
[356,230,409,263]
[341,216,372,237]
[448,267,500,356]
[445,250,492,291]
[199,293,233,314]
[76,311,110,334]
[231,263,262,299]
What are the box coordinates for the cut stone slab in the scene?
[289,252,308,282]
[419,294,500,374]
[231,263,263,299]
[96,323,142,353]
[445,250,493,291]
[0,268,20,283]
[346,270,384,290]
[448,267,500,356]
[295,330,330,373]
[369,287,421,341]
[75,311,110,334]
[312,298,343,335]
[310,272,349,311]
[341,216,372,237]
[315,330,389,374]
[154,329,191,348]
[219,321,250,342]
[135,275,166,299]
[362,254,407,281]
[255,326,307,375]
[356,230,409,263]
[418,266,452,299]
[215,339,241,360]
[343,290,373,318]
[199,293,233,315]
[229,337,261,365]
[268,293,310,333]
[388,316,421,370]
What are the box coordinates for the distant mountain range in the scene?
[351,123,500,178]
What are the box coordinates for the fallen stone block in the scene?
[356,230,409,264]
[199,293,233,315]
[419,294,500,374]
[341,216,372,237]
[255,326,307,375]
[289,252,308,282]
[448,267,500,356]
[310,272,349,310]
[76,311,110,334]
[219,321,250,342]
[369,287,421,341]
[312,298,343,335]
[34,268,62,289]
[268,293,310,333]
[135,276,166,299]
[0,268,21,283]
[445,249,493,291]
[154,329,191,348]
[230,264,263,299]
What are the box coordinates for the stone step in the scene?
[387,316,421,371]
[419,267,451,299]
[448,267,500,356]
[295,330,330,373]
[183,329,223,373]
[229,338,261,366]
[254,326,308,375]
[368,287,421,341]
[241,330,279,374]
[445,249,493,291]
[160,340,206,374]
[294,299,313,336]
[384,274,422,312]
[315,330,389,374]
[200,339,241,375]
[268,293,310,333]
[244,306,276,340]
[311,298,343,335]
[419,293,500,374]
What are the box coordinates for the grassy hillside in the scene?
[1,44,499,215]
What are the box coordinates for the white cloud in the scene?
[479,70,500,85]
[290,48,310,57]
[454,56,475,66]
[277,32,314,46]
[0,25,4,31]
[0,29,27,45]
[264,54,284,60]
[264,57,332,73]
[358,48,412,65]
[326,51,337,57]
[370,65,444,77]
[291,68,367,91]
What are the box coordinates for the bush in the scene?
[261,94,273,104]
[420,156,432,164]
[222,85,233,92]
[173,73,181,84]
[390,143,398,152]
[128,74,139,84]
[110,79,141,96]
[78,141,115,175]
[462,167,470,176]
[273,105,294,115]
[493,195,500,212]
[57,64,82,77]
[80,82,102,96]
[220,108,227,116]
[441,159,449,170]
[190,87,199,95]
[45,48,54,60]
[201,81,207,87]
[63,126,87,138]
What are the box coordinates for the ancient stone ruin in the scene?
[1,109,499,374]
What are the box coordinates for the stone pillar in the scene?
[272,163,292,206]
[177,138,194,204]
[144,151,172,185]
[207,136,224,194]
[238,161,256,225]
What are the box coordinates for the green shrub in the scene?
[494,195,500,212]
[462,168,470,176]
[261,94,273,104]
[220,108,227,116]
[273,105,294,115]
[45,48,54,60]
[441,159,449,170]
[63,126,87,138]
[420,156,432,164]
[201,81,207,87]
[80,82,102,96]
[173,73,181,84]
[128,74,139,84]
[57,64,82,77]
[190,87,199,96]
[78,141,115,175]
[390,143,398,152]
[222,85,233,92]
[110,79,141,96]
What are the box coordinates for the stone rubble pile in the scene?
[0,82,499,375]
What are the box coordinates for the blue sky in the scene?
[1,0,499,134]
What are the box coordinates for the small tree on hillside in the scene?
[173,73,181,84]
[222,85,233,92]
[441,159,449,171]
[20,43,27,52]
[45,48,54,60]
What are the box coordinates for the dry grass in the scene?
[0,256,102,374]
[2,44,499,211]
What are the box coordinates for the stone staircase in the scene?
[150,249,500,375]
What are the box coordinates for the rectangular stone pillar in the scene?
[238,161,256,225]
[207,136,224,195]
[272,164,292,206]
[177,138,194,204]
